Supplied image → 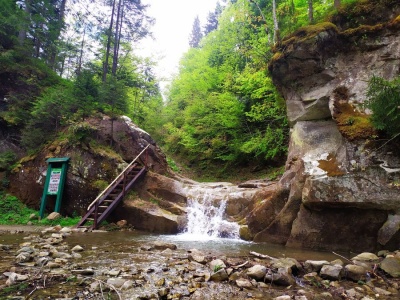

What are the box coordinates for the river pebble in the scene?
[1,225,400,300]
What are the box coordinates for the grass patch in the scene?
[0,192,81,226]
[0,282,29,298]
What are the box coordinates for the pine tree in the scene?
[204,1,223,35]
[189,15,203,48]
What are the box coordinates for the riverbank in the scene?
[1,226,400,299]
[0,225,45,233]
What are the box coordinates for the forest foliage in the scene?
[0,0,397,179]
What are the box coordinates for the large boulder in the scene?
[8,115,169,215]
[249,7,400,252]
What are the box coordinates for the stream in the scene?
[1,199,397,299]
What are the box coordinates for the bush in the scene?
[365,76,400,137]
[0,193,36,224]
[0,150,16,171]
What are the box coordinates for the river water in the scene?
[0,229,346,262]
[0,194,349,262]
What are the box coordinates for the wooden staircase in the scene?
[75,145,149,230]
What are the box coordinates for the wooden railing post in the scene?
[86,144,150,211]
[94,201,99,229]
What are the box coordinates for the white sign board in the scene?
[48,168,62,195]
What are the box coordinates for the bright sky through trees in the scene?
[137,0,220,90]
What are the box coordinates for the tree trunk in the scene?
[49,0,68,69]
[111,0,123,76]
[116,1,125,68]
[249,0,269,37]
[308,0,314,23]
[103,0,117,82]
[334,0,341,9]
[18,0,32,46]
[77,26,86,75]
[272,0,280,43]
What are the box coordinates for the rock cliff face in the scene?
[8,115,170,216]
[247,3,400,252]
[8,114,271,236]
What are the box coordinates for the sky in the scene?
[137,0,221,90]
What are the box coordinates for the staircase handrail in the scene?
[86,144,150,211]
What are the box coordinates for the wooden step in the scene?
[75,163,147,230]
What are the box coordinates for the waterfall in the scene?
[182,193,240,240]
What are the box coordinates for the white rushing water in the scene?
[179,193,240,241]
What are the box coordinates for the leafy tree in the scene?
[159,0,288,169]
[189,15,203,48]
[366,76,400,137]
[72,69,100,119]
[102,0,154,81]
[0,0,23,49]
[21,81,74,149]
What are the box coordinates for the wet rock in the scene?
[380,256,400,277]
[314,292,333,300]
[71,268,95,275]
[274,296,291,300]
[116,219,128,228]
[158,287,170,297]
[246,264,267,280]
[346,288,363,299]
[345,264,368,282]
[236,278,253,289]
[155,277,165,286]
[209,259,226,271]
[121,280,134,290]
[47,212,61,220]
[71,245,84,252]
[378,214,400,245]
[71,252,82,259]
[5,272,28,285]
[210,268,228,281]
[303,272,321,284]
[271,257,301,271]
[374,287,391,296]
[16,252,31,263]
[304,260,330,273]
[89,281,100,292]
[36,257,50,267]
[320,264,342,280]
[265,267,296,286]
[17,246,34,254]
[29,213,38,220]
[330,259,344,267]
[151,241,177,250]
[352,252,379,263]
[47,261,61,268]
[108,269,121,276]
[51,233,63,239]
[53,252,72,259]
[38,251,49,257]
[239,225,253,241]
[188,249,207,264]
[377,250,390,257]
[140,245,153,251]
[107,277,126,288]
[54,257,68,264]
[60,227,72,233]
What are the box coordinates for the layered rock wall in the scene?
[248,5,400,252]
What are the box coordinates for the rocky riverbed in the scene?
[1,226,400,300]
